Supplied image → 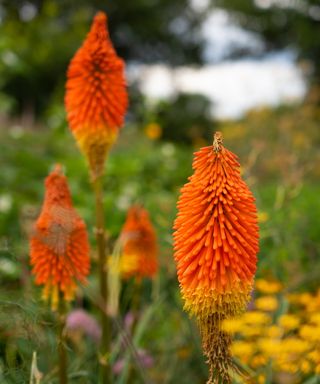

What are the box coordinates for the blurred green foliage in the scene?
[149,93,215,144]
[0,0,206,118]
[1,0,320,124]
[0,1,320,382]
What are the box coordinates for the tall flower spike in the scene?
[173,132,259,383]
[120,205,158,280]
[30,165,90,309]
[65,12,128,179]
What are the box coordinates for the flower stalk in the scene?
[64,11,128,383]
[57,294,67,384]
[93,175,112,384]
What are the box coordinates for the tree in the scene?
[0,0,206,119]
[212,0,320,79]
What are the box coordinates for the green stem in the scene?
[58,297,67,384]
[131,278,142,332]
[93,176,112,384]
[127,279,142,384]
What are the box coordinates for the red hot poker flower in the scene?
[173,132,259,383]
[120,205,158,280]
[65,12,128,178]
[30,165,90,309]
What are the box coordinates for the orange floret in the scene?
[120,205,158,280]
[65,12,128,178]
[30,165,90,309]
[173,132,259,383]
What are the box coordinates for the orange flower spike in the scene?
[65,12,128,179]
[173,132,259,383]
[120,205,158,280]
[30,165,90,309]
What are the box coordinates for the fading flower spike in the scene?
[120,205,158,280]
[65,11,128,179]
[30,165,90,309]
[173,132,259,383]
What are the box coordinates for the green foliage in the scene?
[150,93,215,144]
[0,0,206,118]
[1,95,320,382]
[1,2,320,382]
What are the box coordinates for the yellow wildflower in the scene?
[308,350,320,363]
[277,362,297,374]
[278,314,300,330]
[300,360,311,374]
[255,279,282,294]
[298,293,313,306]
[266,325,283,338]
[226,285,320,380]
[231,341,254,357]
[310,312,320,325]
[221,318,243,334]
[255,296,278,311]
[300,325,320,342]
[306,296,320,312]
[243,311,271,325]
[280,338,309,354]
[144,123,162,140]
[258,338,281,357]
[241,325,265,338]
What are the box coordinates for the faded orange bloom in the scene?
[120,205,158,279]
[173,132,259,383]
[30,165,90,308]
[65,12,128,178]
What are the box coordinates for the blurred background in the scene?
[0,0,320,383]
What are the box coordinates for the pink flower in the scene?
[66,309,101,343]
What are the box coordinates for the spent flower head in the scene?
[29,165,90,309]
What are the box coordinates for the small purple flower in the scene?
[66,309,101,343]
[124,311,135,331]
[113,359,124,375]
[137,349,154,368]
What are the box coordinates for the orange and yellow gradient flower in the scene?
[30,165,90,309]
[120,205,158,280]
[173,132,259,383]
[65,12,128,179]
